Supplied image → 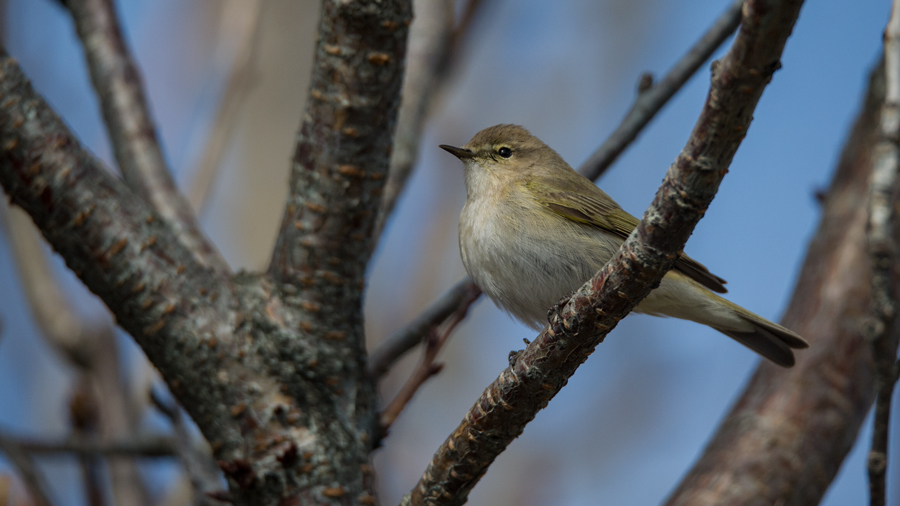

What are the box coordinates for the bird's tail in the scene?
[710,297,809,367]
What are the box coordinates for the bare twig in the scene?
[188,0,265,214]
[576,0,744,180]
[664,55,886,506]
[374,0,497,239]
[65,0,229,274]
[1,195,150,506]
[18,436,177,458]
[451,0,493,57]
[379,300,474,430]
[372,0,745,377]
[0,434,55,506]
[68,386,105,506]
[369,280,481,378]
[150,389,221,504]
[374,0,454,239]
[866,4,900,505]
[0,202,98,367]
[401,0,804,503]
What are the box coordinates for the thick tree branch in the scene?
[265,14,413,475]
[401,1,804,504]
[0,48,284,501]
[0,45,392,504]
[269,0,411,289]
[665,57,885,506]
[866,4,900,505]
[0,48,237,421]
[65,0,229,273]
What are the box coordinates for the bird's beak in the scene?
[439,144,475,159]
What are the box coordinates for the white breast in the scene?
[459,183,622,329]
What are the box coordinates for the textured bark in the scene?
[401,1,805,504]
[664,59,884,506]
[1,0,414,502]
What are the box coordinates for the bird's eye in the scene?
[497,147,512,158]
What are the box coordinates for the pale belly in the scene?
[459,200,739,331]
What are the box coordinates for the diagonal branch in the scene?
[0,47,249,483]
[0,434,55,506]
[665,55,886,506]
[371,0,744,379]
[369,279,481,378]
[577,0,743,180]
[379,296,476,431]
[65,0,229,274]
[188,0,265,214]
[0,201,151,506]
[374,0,455,239]
[401,0,805,504]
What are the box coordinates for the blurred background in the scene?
[0,0,893,505]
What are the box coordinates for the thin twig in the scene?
[65,0,229,274]
[150,389,221,505]
[379,300,474,430]
[451,0,493,56]
[866,3,900,505]
[577,0,744,180]
[372,0,744,378]
[19,436,177,458]
[374,0,454,239]
[374,0,497,239]
[1,199,151,506]
[68,385,105,506]
[2,196,154,505]
[0,434,55,506]
[401,0,804,503]
[188,0,265,214]
[369,279,481,378]
[0,202,98,367]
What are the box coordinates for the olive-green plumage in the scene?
[441,124,808,367]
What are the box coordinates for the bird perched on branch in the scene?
[441,124,808,367]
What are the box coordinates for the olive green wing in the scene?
[528,180,728,293]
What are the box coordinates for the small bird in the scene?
[440,124,808,367]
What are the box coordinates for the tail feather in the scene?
[714,325,797,367]
[714,311,809,368]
